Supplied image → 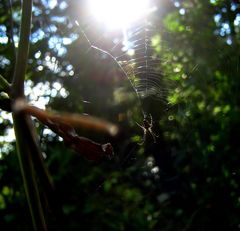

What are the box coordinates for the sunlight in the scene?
[88,0,153,30]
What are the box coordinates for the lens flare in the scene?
[89,0,153,30]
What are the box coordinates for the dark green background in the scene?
[0,0,240,230]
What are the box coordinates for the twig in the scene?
[0,74,11,93]
[8,0,16,61]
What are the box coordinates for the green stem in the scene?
[8,0,17,61]
[11,0,48,230]
[11,0,32,98]
[0,74,10,93]
[13,115,47,231]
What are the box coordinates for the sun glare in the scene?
[89,0,153,30]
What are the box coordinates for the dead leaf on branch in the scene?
[12,99,117,161]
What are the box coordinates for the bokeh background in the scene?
[0,0,240,230]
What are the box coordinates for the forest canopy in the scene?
[0,0,240,230]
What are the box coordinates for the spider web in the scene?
[29,2,195,180]
[71,17,174,117]
[112,23,167,101]
[67,16,180,193]
[31,1,176,120]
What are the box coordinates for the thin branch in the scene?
[8,0,17,62]
[0,74,11,93]
[11,0,32,98]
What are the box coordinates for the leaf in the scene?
[12,99,115,161]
